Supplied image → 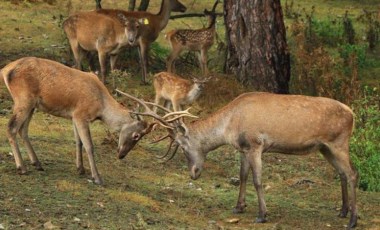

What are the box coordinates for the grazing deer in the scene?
[0,57,155,185]
[120,91,358,229]
[96,0,187,84]
[63,12,144,83]
[166,1,219,75]
[153,72,209,112]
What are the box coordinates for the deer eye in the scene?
[132,133,140,140]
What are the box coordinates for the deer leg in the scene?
[18,108,43,171]
[7,105,36,174]
[72,118,103,185]
[166,48,182,73]
[68,40,84,70]
[233,152,250,213]
[153,95,162,113]
[86,52,97,73]
[320,144,358,228]
[73,123,85,175]
[98,51,107,83]
[247,147,267,223]
[200,48,209,76]
[138,43,148,84]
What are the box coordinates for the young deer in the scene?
[166,1,219,75]
[63,12,144,83]
[95,0,187,84]
[121,92,358,229]
[1,57,155,185]
[153,72,209,112]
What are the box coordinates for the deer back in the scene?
[2,57,118,120]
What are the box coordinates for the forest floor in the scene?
[0,0,379,229]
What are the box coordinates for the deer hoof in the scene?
[93,177,104,185]
[16,166,27,175]
[348,214,358,229]
[255,217,267,223]
[77,167,85,175]
[233,205,246,214]
[338,209,349,218]
[33,162,44,171]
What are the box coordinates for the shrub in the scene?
[350,86,380,191]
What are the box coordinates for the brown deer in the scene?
[165,1,219,75]
[120,91,358,229]
[63,12,144,83]
[95,0,187,84]
[153,72,209,112]
[0,57,155,185]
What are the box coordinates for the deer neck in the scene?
[186,84,202,103]
[187,111,231,153]
[102,99,132,132]
[155,0,172,32]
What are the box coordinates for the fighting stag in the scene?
[1,57,155,185]
[119,91,358,228]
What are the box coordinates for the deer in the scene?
[165,0,219,75]
[95,0,187,84]
[0,57,156,185]
[63,12,144,84]
[153,71,209,112]
[118,91,359,229]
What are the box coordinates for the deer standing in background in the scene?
[96,0,187,84]
[153,72,209,112]
[0,57,155,185]
[63,12,144,83]
[120,91,358,229]
[166,0,219,75]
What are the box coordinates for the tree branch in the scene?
[170,12,223,20]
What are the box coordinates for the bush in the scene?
[350,86,380,191]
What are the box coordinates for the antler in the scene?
[116,89,174,129]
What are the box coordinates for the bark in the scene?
[224,0,290,93]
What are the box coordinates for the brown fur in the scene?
[153,72,207,111]
[166,9,216,75]
[95,0,187,83]
[63,12,143,83]
[1,57,154,185]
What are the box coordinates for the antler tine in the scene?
[145,101,173,113]
[150,133,171,144]
[165,143,180,161]
[116,89,174,129]
[162,107,198,119]
[156,139,175,159]
[211,0,220,12]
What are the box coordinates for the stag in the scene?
[119,91,358,229]
[95,0,187,84]
[1,57,155,185]
[153,71,209,112]
[63,12,144,84]
[165,0,219,75]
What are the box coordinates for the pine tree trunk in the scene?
[224,0,290,93]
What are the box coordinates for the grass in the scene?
[0,0,380,229]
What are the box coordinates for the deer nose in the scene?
[190,165,201,180]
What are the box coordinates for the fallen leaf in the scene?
[73,217,80,222]
[44,221,58,229]
[0,223,4,230]
[226,218,239,223]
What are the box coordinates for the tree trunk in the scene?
[224,0,290,94]
[138,0,150,11]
